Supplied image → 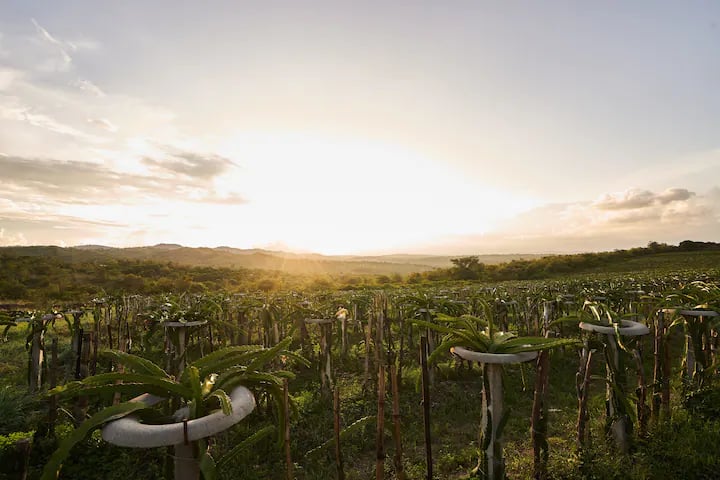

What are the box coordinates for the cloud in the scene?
[0,228,28,247]
[87,117,118,132]
[657,187,694,204]
[0,155,152,202]
[0,96,100,140]
[74,78,105,97]
[142,150,236,179]
[588,187,707,231]
[31,18,63,47]
[594,187,695,210]
[65,39,101,52]
[0,154,245,205]
[594,189,655,210]
[0,212,128,247]
[196,192,247,205]
[436,185,720,253]
[31,18,72,71]
[0,68,21,91]
[0,210,127,229]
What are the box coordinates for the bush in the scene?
[684,387,720,420]
[0,387,34,435]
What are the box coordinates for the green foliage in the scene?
[304,415,375,457]
[417,301,580,364]
[0,430,33,474]
[216,425,275,470]
[0,386,34,435]
[435,241,720,283]
[52,428,164,480]
[552,414,720,479]
[684,386,720,420]
[43,339,306,478]
[0,261,718,479]
[41,402,149,480]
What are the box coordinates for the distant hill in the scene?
[0,244,549,276]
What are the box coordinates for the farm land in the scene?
[1,241,720,479]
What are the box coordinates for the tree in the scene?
[450,256,482,280]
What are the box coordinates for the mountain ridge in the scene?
[0,244,549,276]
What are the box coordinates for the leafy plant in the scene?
[416,312,579,365]
[41,337,308,480]
[0,386,34,435]
[415,300,579,480]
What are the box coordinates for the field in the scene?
[1,249,720,480]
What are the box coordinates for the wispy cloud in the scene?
[194,192,247,205]
[0,211,127,247]
[31,18,72,71]
[479,186,720,251]
[0,153,245,206]
[87,117,117,132]
[0,68,21,91]
[594,188,695,210]
[142,150,236,180]
[0,156,151,202]
[0,96,97,140]
[74,78,105,97]
[0,227,28,247]
[431,185,720,254]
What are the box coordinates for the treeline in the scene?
[2,240,719,302]
[0,255,296,302]
[440,240,720,281]
[0,254,406,303]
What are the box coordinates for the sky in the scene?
[0,1,719,255]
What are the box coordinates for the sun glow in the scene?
[65,132,538,254]
[212,132,537,254]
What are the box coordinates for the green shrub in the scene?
[0,387,34,435]
[684,387,720,420]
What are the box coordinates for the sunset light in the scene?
[0,2,718,253]
[2,4,720,480]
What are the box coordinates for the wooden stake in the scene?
[48,338,58,435]
[74,327,83,379]
[376,365,386,480]
[91,314,99,376]
[207,323,215,353]
[364,316,373,388]
[15,438,31,480]
[420,336,433,480]
[531,350,549,480]
[531,301,552,480]
[284,379,294,480]
[74,332,92,425]
[397,314,405,386]
[633,348,649,438]
[653,310,670,422]
[333,385,344,480]
[29,325,44,393]
[576,348,593,450]
[390,365,405,480]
